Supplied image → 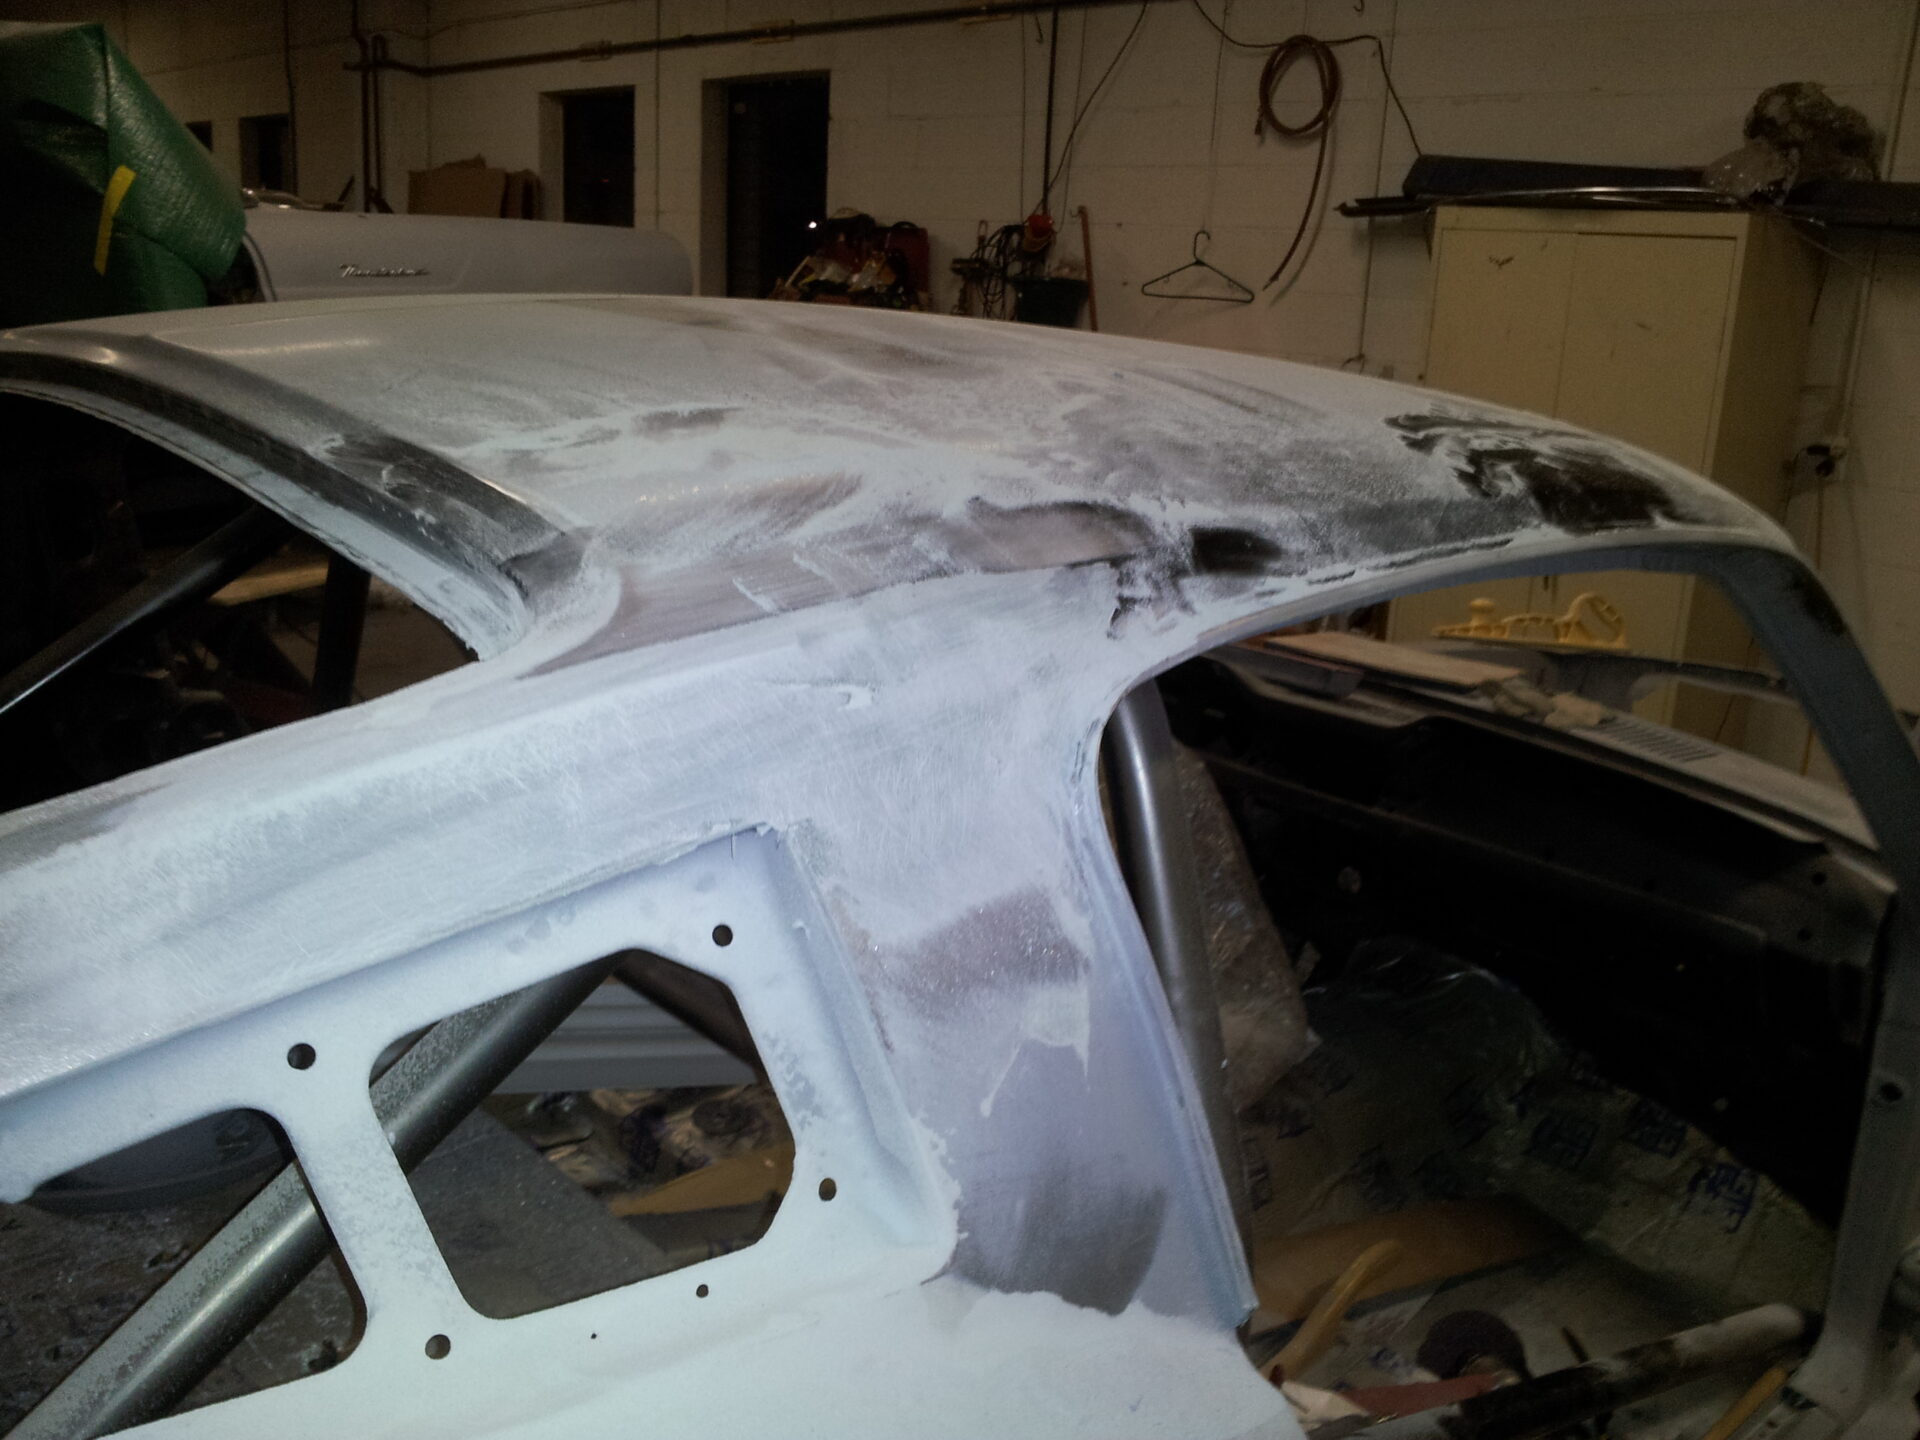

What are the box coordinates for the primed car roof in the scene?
[0,294,1782,659]
[0,295,1792,1107]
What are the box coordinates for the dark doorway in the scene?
[239,114,290,191]
[724,75,828,299]
[561,88,635,227]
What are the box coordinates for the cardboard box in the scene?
[409,156,507,217]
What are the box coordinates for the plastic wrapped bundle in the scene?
[1241,940,1832,1312]
[1173,743,1318,1109]
[0,22,244,325]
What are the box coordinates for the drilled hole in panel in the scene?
[286,1043,316,1071]
[1,1109,365,1430]
[385,951,789,1320]
[424,1333,451,1359]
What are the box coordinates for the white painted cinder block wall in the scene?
[8,0,1920,720]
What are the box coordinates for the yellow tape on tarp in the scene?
[93,164,137,275]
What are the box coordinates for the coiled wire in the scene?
[1255,34,1342,289]
[1189,4,1423,293]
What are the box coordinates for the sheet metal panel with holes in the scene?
[0,297,1915,1439]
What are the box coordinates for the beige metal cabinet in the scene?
[1389,207,1817,736]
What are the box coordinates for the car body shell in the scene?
[0,296,1915,1439]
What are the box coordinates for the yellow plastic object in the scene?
[1249,1200,1563,1324]
[92,163,136,274]
[1433,591,1629,650]
[0,23,243,324]
[1701,1364,1790,1440]
[1263,1239,1404,1383]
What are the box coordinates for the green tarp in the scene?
[0,22,245,326]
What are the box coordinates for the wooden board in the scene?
[606,1142,794,1217]
[1250,1197,1566,1324]
[1256,631,1521,689]
[211,557,330,606]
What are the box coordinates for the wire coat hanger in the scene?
[1140,229,1254,303]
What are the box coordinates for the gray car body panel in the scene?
[0,297,1911,1440]
[241,207,693,303]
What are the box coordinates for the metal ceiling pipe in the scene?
[1103,680,1251,1259]
[1360,1304,1817,1440]
[347,0,1165,80]
[13,956,616,1440]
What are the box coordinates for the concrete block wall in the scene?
[7,0,1920,726]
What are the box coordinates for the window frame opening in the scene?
[0,393,473,818]
[1096,538,1918,1431]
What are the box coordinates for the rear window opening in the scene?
[0,394,471,814]
[1104,589,1861,1429]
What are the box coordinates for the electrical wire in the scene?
[1038,1,1149,210]
[280,0,299,193]
[1254,35,1340,289]
[1187,1,1423,292]
[954,222,1028,319]
[652,0,662,226]
[1041,4,1061,213]
[1187,0,1422,154]
[1255,34,1340,139]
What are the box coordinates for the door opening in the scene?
[723,75,828,299]
[559,88,635,227]
[239,114,290,191]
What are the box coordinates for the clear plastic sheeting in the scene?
[1173,744,1318,1111]
[1241,939,1832,1314]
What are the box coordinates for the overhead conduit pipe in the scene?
[348,0,1169,80]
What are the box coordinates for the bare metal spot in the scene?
[1189,526,1290,576]
[1386,410,1695,535]
[634,407,736,437]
